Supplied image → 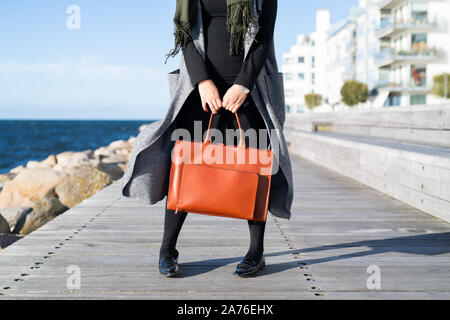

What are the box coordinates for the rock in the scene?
[26,160,51,169]
[10,165,26,175]
[55,165,112,208]
[139,123,152,132]
[19,196,67,235]
[117,163,127,171]
[54,151,91,171]
[0,173,14,189]
[42,154,57,166]
[55,151,76,166]
[113,149,131,163]
[0,168,69,208]
[0,214,9,234]
[100,154,127,164]
[128,136,136,145]
[108,140,131,150]
[81,150,95,159]
[94,146,112,158]
[115,148,130,157]
[0,207,33,232]
[97,162,124,180]
[88,158,100,167]
[26,154,57,169]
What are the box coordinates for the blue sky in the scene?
[0,0,358,120]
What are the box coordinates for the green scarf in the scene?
[165,0,258,63]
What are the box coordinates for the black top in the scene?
[182,0,277,90]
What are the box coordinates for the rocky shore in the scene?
[0,124,147,249]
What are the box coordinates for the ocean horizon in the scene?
[0,119,156,174]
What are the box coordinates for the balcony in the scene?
[377,0,405,10]
[378,0,443,10]
[376,18,444,39]
[376,78,431,94]
[345,39,357,53]
[375,47,441,67]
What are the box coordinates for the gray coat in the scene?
[119,0,293,219]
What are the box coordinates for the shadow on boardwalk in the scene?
[179,232,450,277]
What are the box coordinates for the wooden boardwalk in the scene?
[1,155,449,299]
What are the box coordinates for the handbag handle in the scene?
[203,111,245,148]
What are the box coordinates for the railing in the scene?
[375,47,439,65]
[376,17,444,38]
[380,17,391,29]
[375,78,430,91]
[345,39,357,53]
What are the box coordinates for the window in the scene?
[312,73,315,85]
[286,105,291,113]
[412,33,427,52]
[411,65,426,87]
[385,93,402,106]
[298,56,305,63]
[410,95,426,105]
[412,2,428,23]
[311,56,316,68]
[285,89,293,97]
[298,73,305,80]
[285,73,293,81]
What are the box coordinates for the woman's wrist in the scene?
[236,84,250,94]
[198,79,213,87]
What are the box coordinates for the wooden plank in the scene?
[1,156,449,299]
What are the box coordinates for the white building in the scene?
[375,0,450,106]
[282,10,330,113]
[282,0,450,113]
[324,10,358,106]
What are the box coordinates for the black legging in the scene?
[160,86,268,262]
[160,204,266,262]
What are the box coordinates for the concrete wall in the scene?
[286,103,450,147]
[285,105,450,223]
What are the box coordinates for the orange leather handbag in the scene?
[167,112,273,221]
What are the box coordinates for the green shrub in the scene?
[340,80,368,106]
[431,73,450,98]
[304,93,323,109]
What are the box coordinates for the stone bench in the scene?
[285,129,450,223]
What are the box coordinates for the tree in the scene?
[304,93,323,109]
[431,73,450,98]
[340,80,368,107]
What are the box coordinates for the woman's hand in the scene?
[198,79,222,114]
[223,84,248,113]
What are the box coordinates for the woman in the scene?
[120,0,293,277]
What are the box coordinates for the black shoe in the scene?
[233,255,266,277]
[159,250,181,277]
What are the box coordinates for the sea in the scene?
[0,120,155,174]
